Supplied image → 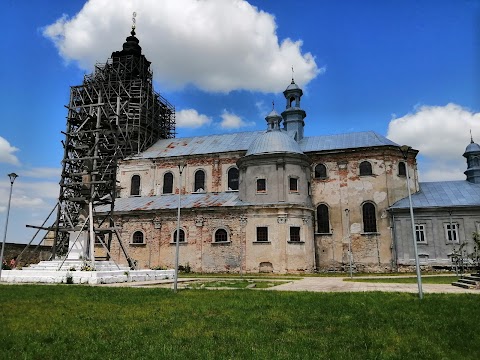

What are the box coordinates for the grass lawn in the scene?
[344,276,460,285]
[1,285,479,360]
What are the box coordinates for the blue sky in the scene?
[1,0,479,244]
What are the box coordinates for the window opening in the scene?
[362,202,377,232]
[163,172,173,194]
[317,204,330,233]
[130,175,140,196]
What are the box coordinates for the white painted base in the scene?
[0,260,174,285]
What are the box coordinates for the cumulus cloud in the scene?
[219,110,254,129]
[42,0,321,93]
[176,109,212,128]
[0,136,20,165]
[387,103,480,181]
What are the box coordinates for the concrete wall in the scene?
[392,207,480,268]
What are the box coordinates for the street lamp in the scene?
[345,208,353,278]
[173,161,186,292]
[399,145,423,299]
[0,173,18,281]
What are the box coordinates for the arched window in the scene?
[398,162,406,176]
[173,229,186,243]
[314,164,327,179]
[362,202,377,233]
[227,167,239,191]
[359,161,373,176]
[130,175,140,196]
[194,170,205,192]
[317,204,330,233]
[132,231,144,244]
[163,172,173,194]
[214,228,229,242]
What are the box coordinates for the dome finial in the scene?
[131,11,137,36]
[291,65,295,84]
[471,129,474,144]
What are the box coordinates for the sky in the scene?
[1,0,479,245]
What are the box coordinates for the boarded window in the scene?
[314,164,327,179]
[228,168,239,191]
[359,161,373,176]
[163,173,173,194]
[317,204,330,233]
[194,170,205,192]
[130,175,140,196]
[362,203,377,233]
[256,227,268,242]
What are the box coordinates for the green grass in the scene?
[184,279,288,289]
[344,276,459,284]
[1,285,479,359]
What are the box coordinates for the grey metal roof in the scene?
[246,129,303,156]
[99,192,247,213]
[299,131,398,152]
[127,130,398,160]
[465,141,480,154]
[389,181,480,209]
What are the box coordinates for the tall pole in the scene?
[173,162,185,292]
[0,173,18,281]
[400,146,423,299]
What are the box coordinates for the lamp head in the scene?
[8,173,18,184]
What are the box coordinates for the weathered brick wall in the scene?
[1,243,52,267]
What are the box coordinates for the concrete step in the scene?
[458,278,478,286]
[452,281,475,289]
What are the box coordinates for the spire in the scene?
[291,65,295,84]
[131,11,137,36]
[471,129,474,144]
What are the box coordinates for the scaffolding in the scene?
[28,28,175,267]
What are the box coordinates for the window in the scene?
[289,227,301,242]
[317,204,330,233]
[163,172,173,194]
[214,228,229,243]
[227,167,239,191]
[444,223,459,243]
[132,231,144,244]
[173,229,186,243]
[359,161,373,176]
[194,170,205,192]
[289,177,298,192]
[256,178,266,192]
[398,162,406,176]
[256,227,269,242]
[362,202,377,233]
[415,224,426,243]
[314,164,327,179]
[130,175,140,196]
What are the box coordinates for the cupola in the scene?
[281,78,307,142]
[463,134,480,183]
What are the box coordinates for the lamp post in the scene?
[0,173,18,281]
[345,208,353,278]
[399,145,423,299]
[173,161,185,292]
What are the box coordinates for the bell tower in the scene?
[281,77,306,142]
[464,134,480,183]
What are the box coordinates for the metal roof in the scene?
[389,181,480,209]
[127,130,399,160]
[246,129,303,156]
[299,131,398,152]
[99,192,247,213]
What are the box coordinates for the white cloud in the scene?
[21,167,61,180]
[0,136,20,165]
[219,110,254,129]
[387,103,480,181]
[176,109,212,128]
[42,0,321,93]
